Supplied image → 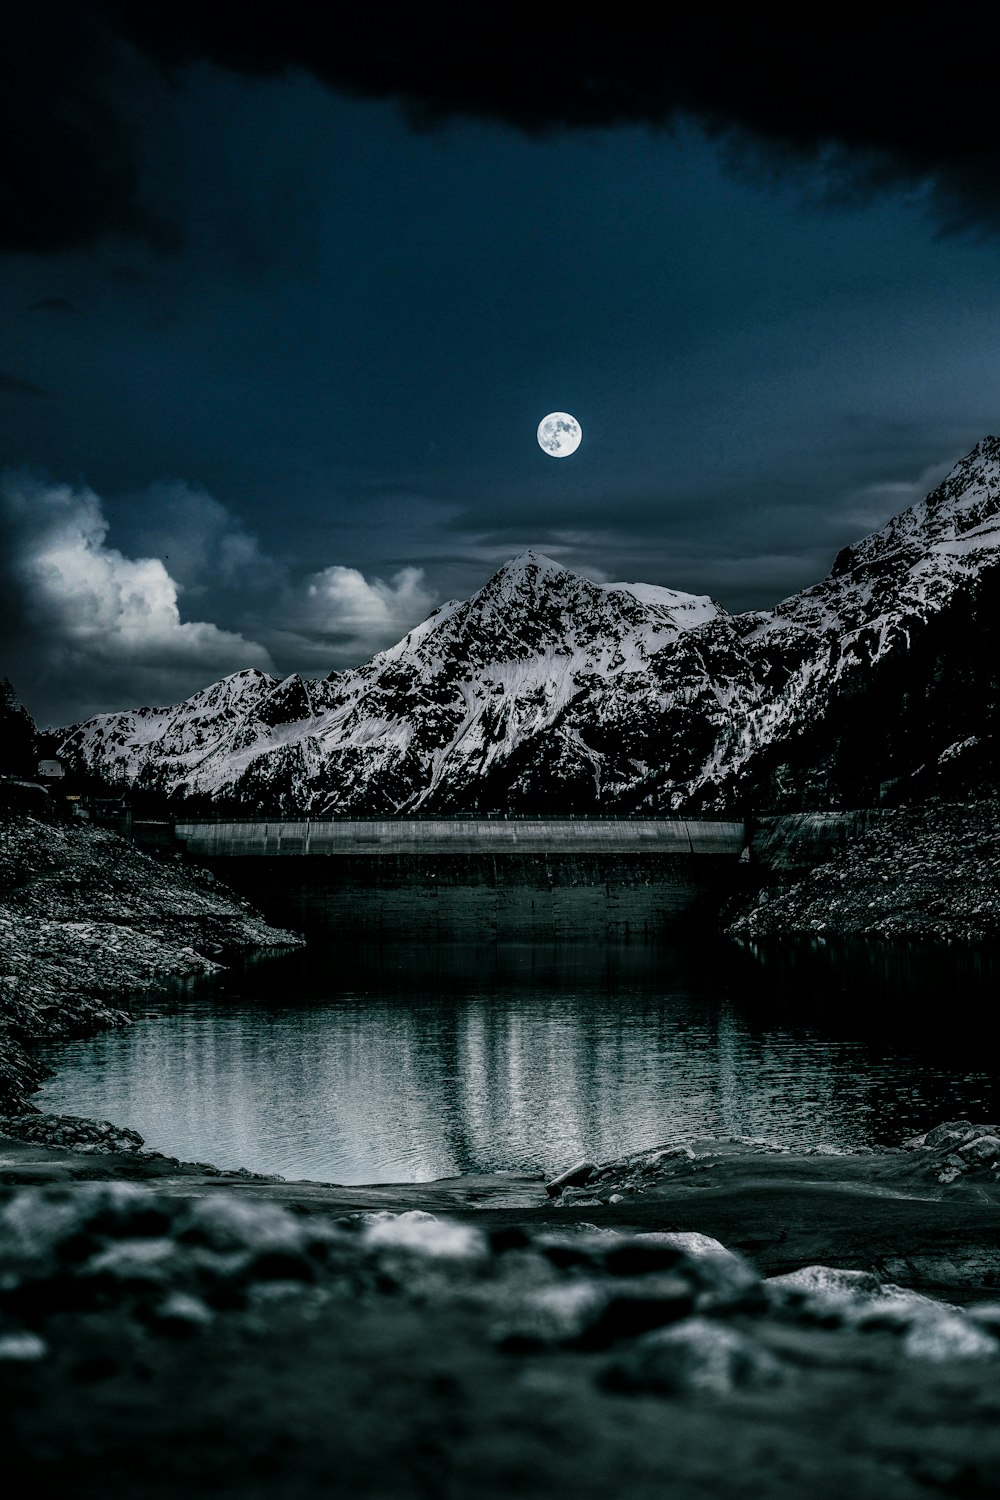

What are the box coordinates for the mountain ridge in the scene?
[54,439,1000,814]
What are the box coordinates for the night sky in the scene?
[4,6,1000,725]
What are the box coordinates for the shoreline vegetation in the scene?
[4,803,1000,1494]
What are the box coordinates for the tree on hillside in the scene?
[0,678,38,776]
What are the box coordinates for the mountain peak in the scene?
[56,436,1000,816]
[490,549,568,578]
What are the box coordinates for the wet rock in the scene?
[0,1180,161,1287]
[538,1232,651,1274]
[545,1160,598,1198]
[178,1197,312,1257]
[958,1134,1000,1164]
[495,1272,696,1352]
[0,1331,48,1361]
[150,1291,214,1332]
[903,1314,999,1362]
[621,1234,762,1312]
[0,1113,145,1153]
[766,1265,910,1326]
[640,1146,696,1170]
[538,1231,761,1315]
[586,1144,716,1200]
[968,1303,1000,1334]
[494,1229,761,1354]
[631,1231,729,1257]
[769,1267,887,1299]
[0,1181,361,1330]
[578,1276,696,1348]
[495,1281,611,1350]
[362,1211,486,1261]
[850,1287,960,1332]
[82,1236,181,1289]
[601,1317,784,1395]
[925,1120,975,1149]
[765,1264,997,1357]
[933,1149,972,1185]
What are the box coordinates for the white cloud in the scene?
[282,563,436,665]
[1,472,275,725]
[0,471,442,722]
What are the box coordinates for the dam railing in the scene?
[173,815,747,858]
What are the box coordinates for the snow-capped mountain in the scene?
[55,438,1000,813]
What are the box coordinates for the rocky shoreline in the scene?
[5,1123,1000,1498]
[5,805,1000,1494]
[730,799,1000,942]
[0,808,303,1130]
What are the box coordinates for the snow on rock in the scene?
[55,444,1000,813]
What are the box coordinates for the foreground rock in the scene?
[0,810,303,1118]
[6,1181,1000,1498]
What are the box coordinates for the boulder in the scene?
[545,1160,598,1198]
[925,1120,975,1149]
[494,1281,611,1350]
[363,1211,486,1261]
[0,1331,47,1362]
[601,1317,784,1395]
[903,1314,999,1362]
[958,1135,1000,1164]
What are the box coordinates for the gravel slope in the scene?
[0,810,303,1119]
[730,800,1000,941]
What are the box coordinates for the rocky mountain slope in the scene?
[55,438,1000,814]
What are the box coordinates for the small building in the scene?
[37,759,65,780]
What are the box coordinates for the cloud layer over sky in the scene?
[0,474,443,724]
[3,9,1000,723]
[8,6,1000,257]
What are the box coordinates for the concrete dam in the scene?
[175,817,748,941]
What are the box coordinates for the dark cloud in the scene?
[4,4,1000,256]
[29,297,81,313]
[0,373,59,398]
[0,4,167,255]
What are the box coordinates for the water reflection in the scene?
[34,939,1000,1184]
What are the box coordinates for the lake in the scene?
[34,937,1000,1184]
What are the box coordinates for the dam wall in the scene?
[175,818,747,941]
[175,817,745,858]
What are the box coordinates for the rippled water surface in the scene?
[34,939,1000,1183]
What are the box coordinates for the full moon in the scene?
[537,411,582,457]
